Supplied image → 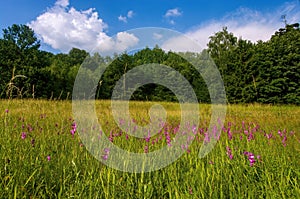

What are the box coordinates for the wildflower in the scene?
[278,130,283,137]
[47,155,51,161]
[145,130,151,142]
[31,139,35,147]
[21,132,27,140]
[204,132,210,143]
[227,128,233,140]
[247,132,254,142]
[27,124,33,132]
[189,187,193,195]
[109,131,114,142]
[226,146,233,160]
[102,148,110,160]
[257,155,261,161]
[248,153,255,166]
[192,125,197,135]
[165,133,171,147]
[144,145,149,153]
[5,109,9,113]
[265,133,273,140]
[282,136,287,147]
[70,121,77,137]
[244,151,256,166]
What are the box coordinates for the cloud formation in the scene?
[163,2,300,52]
[164,8,182,24]
[29,1,138,54]
[165,8,182,17]
[192,2,300,47]
[118,10,135,23]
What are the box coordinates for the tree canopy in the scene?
[0,23,299,104]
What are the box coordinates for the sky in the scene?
[0,0,299,54]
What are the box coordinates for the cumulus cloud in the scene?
[118,15,127,23]
[29,1,138,54]
[162,35,202,52]
[163,2,300,52]
[55,0,69,7]
[164,8,182,25]
[95,32,139,53]
[127,10,134,18]
[165,8,182,17]
[118,10,135,23]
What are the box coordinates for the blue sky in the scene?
[1,0,299,53]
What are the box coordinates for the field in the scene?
[0,99,299,198]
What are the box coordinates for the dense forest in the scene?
[0,23,299,104]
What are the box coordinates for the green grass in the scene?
[0,99,299,198]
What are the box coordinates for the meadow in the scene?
[0,99,299,198]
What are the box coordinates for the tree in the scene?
[2,24,40,51]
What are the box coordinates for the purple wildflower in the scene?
[244,151,256,166]
[189,188,193,195]
[226,146,233,160]
[5,109,9,113]
[145,130,151,142]
[247,132,254,142]
[47,155,51,161]
[31,139,35,147]
[282,136,287,147]
[102,148,110,160]
[278,130,283,137]
[227,128,233,140]
[144,145,149,153]
[21,132,27,140]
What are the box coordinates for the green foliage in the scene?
[0,23,299,104]
[207,24,300,104]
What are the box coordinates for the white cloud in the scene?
[164,8,182,25]
[163,2,300,52]
[29,1,139,54]
[165,8,182,17]
[95,32,139,55]
[118,10,134,23]
[162,35,202,52]
[55,0,69,7]
[127,10,134,18]
[118,15,127,23]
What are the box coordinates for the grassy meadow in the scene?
[0,99,299,198]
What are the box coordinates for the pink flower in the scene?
[144,145,149,153]
[189,187,193,195]
[227,128,233,140]
[244,151,256,166]
[5,109,9,113]
[21,132,27,140]
[31,139,35,147]
[47,155,51,161]
[282,136,287,147]
[226,146,233,160]
[102,148,110,160]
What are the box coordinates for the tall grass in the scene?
[0,100,299,198]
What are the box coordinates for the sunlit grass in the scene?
[0,99,299,198]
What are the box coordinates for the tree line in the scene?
[0,23,299,104]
